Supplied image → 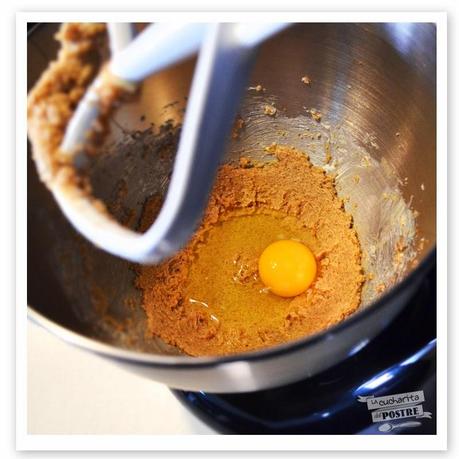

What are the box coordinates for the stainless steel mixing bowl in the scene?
[27,23,436,392]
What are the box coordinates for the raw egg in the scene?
[258,240,317,297]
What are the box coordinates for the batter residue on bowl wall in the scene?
[136,145,365,356]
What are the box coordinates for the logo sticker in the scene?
[358,391,432,432]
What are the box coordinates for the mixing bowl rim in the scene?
[27,247,436,368]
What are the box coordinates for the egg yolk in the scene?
[258,240,317,297]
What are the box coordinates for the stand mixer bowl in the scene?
[27,22,436,392]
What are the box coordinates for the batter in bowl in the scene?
[27,23,365,357]
[136,144,365,356]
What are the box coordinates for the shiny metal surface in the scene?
[28,23,436,392]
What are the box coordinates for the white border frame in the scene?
[16,11,447,451]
